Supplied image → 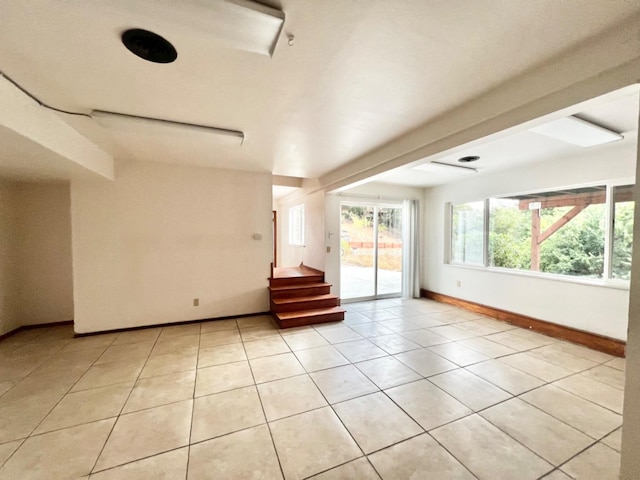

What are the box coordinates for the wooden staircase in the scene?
[269,266,345,328]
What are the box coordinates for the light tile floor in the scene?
[0,298,625,479]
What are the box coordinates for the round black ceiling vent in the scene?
[121,29,177,64]
[458,155,480,163]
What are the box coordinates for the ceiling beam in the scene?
[272,175,304,188]
[316,13,640,194]
[0,75,114,180]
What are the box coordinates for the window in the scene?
[490,186,607,278]
[612,185,635,280]
[489,197,532,270]
[449,183,634,282]
[289,204,305,246]
[451,201,485,265]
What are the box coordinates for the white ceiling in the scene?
[273,185,299,200]
[371,90,639,188]
[1,0,639,183]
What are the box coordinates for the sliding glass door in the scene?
[340,203,403,300]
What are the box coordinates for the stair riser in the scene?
[274,311,344,328]
[271,298,339,313]
[270,285,331,299]
[269,276,324,288]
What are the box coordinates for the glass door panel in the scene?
[340,204,376,299]
[377,207,402,296]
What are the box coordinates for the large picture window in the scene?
[450,183,635,282]
[490,186,607,278]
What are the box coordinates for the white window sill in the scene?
[446,262,630,291]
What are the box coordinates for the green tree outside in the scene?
[488,200,634,279]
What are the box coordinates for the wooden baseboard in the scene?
[420,289,625,357]
[74,311,272,337]
[0,320,74,342]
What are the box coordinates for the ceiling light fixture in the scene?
[122,29,177,63]
[92,110,244,146]
[413,161,477,175]
[458,155,480,163]
[107,0,285,57]
[529,116,623,147]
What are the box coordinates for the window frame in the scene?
[445,179,635,288]
[288,204,305,247]
[449,200,487,266]
[610,184,635,281]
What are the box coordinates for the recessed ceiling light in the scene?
[458,155,480,163]
[529,115,623,147]
[122,29,177,64]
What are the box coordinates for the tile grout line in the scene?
[551,435,621,476]
[299,455,378,480]
[238,317,287,480]
[421,428,482,479]
[474,397,614,476]
[515,392,622,440]
[184,321,204,480]
[88,328,163,475]
[21,334,120,442]
[303,358,369,473]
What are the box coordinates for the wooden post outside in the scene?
[531,208,541,270]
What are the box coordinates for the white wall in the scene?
[423,141,636,340]
[277,190,325,271]
[0,180,19,335]
[0,180,74,335]
[71,161,272,334]
[15,183,74,326]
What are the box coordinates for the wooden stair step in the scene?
[275,306,345,319]
[269,282,332,298]
[269,275,324,288]
[273,306,345,329]
[273,266,325,278]
[271,294,339,313]
[272,294,338,305]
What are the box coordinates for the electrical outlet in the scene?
[193,298,199,307]
[456,280,461,287]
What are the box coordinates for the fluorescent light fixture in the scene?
[104,0,285,56]
[92,110,244,146]
[413,161,477,175]
[530,116,623,147]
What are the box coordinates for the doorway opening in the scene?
[340,202,403,300]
